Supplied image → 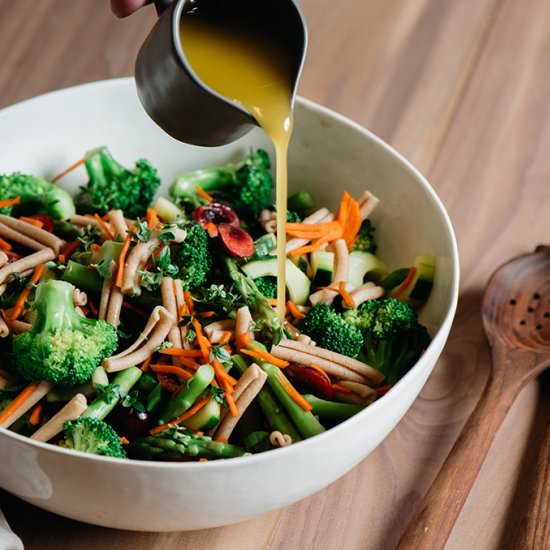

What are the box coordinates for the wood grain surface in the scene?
[1,0,549,549]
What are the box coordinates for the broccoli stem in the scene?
[224,256,285,343]
[231,355,302,442]
[170,166,238,200]
[46,366,108,403]
[128,429,247,460]
[62,260,102,293]
[158,364,214,424]
[83,367,142,420]
[288,191,314,214]
[303,394,364,421]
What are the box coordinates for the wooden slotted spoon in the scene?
[396,246,550,550]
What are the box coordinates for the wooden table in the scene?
[1,0,549,548]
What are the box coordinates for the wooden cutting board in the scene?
[1,0,550,548]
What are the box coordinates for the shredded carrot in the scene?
[286,300,305,320]
[0,382,40,425]
[225,392,239,417]
[159,348,203,358]
[146,208,159,229]
[7,263,45,321]
[121,300,150,319]
[278,371,312,412]
[90,243,101,254]
[50,158,84,183]
[375,385,393,396]
[336,192,362,249]
[195,185,213,203]
[288,227,342,257]
[120,436,130,445]
[59,240,80,263]
[184,290,194,315]
[0,197,21,208]
[219,331,232,345]
[332,383,352,394]
[240,344,289,368]
[19,216,43,228]
[308,363,331,385]
[198,310,215,318]
[390,266,417,299]
[268,298,278,306]
[29,403,42,426]
[206,222,218,237]
[149,397,210,435]
[151,364,193,380]
[192,318,210,362]
[215,436,229,443]
[93,214,114,240]
[212,358,237,386]
[286,221,341,233]
[286,221,342,239]
[338,281,355,308]
[140,354,153,372]
[235,331,251,350]
[115,235,132,288]
[0,237,12,251]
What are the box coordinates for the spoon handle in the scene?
[510,410,550,548]
[396,361,521,550]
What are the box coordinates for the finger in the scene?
[110,0,149,18]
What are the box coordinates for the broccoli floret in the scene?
[174,222,212,290]
[169,149,273,220]
[343,298,430,384]
[76,147,161,218]
[299,303,363,358]
[0,173,75,220]
[224,257,285,343]
[287,210,302,223]
[353,219,376,253]
[253,276,277,299]
[13,280,118,387]
[63,416,126,458]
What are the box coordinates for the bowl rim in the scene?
[0,77,459,470]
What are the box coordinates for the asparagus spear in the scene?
[82,366,142,420]
[158,364,214,424]
[303,394,364,421]
[231,355,302,442]
[128,427,247,460]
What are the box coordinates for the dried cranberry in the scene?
[110,406,150,439]
[218,223,254,258]
[193,202,239,236]
[29,215,55,232]
[286,364,334,400]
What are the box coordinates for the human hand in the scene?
[111,0,149,17]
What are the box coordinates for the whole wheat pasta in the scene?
[339,380,376,403]
[107,209,129,240]
[0,214,65,254]
[204,320,235,338]
[215,364,267,441]
[72,288,88,307]
[9,319,31,334]
[269,431,292,447]
[334,390,371,406]
[0,250,9,268]
[121,238,159,296]
[0,381,52,429]
[278,339,384,384]
[0,222,48,252]
[105,287,124,327]
[161,277,183,349]
[0,249,55,285]
[350,282,384,306]
[69,214,102,228]
[98,275,114,321]
[103,306,175,372]
[270,345,368,384]
[283,209,334,254]
[0,315,9,338]
[357,191,380,221]
[235,306,253,341]
[30,393,87,442]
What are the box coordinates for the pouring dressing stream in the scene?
[180,6,295,319]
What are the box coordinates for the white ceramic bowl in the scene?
[0,79,458,531]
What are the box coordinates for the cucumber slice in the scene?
[348,251,387,289]
[153,196,184,223]
[241,258,311,305]
[388,255,436,306]
[379,268,409,290]
[252,233,277,259]
[182,398,221,431]
[310,251,334,286]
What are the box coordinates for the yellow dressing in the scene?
[180,8,293,319]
